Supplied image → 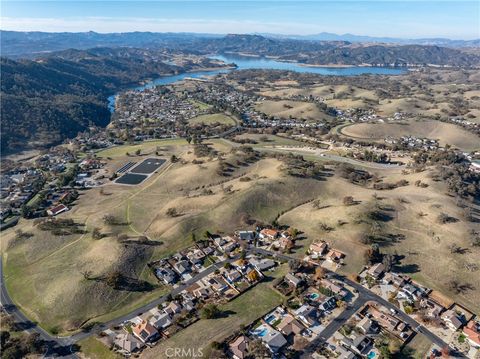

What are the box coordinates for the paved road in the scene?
[250,248,461,357]
[68,255,241,342]
[2,246,463,358]
[254,146,402,170]
[0,257,79,358]
[1,254,241,355]
[300,296,368,359]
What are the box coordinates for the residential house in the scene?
[320,279,349,299]
[173,260,191,275]
[294,305,320,327]
[163,301,182,316]
[132,320,159,343]
[47,203,69,216]
[285,273,303,288]
[149,312,172,330]
[419,298,445,318]
[356,317,377,334]
[249,257,276,272]
[262,328,287,353]
[367,263,385,280]
[224,269,242,283]
[441,310,465,331]
[382,272,407,288]
[156,266,177,285]
[205,275,229,293]
[237,230,256,242]
[325,249,345,263]
[229,335,249,359]
[336,346,357,359]
[259,228,279,241]
[113,333,144,354]
[341,334,372,356]
[463,320,480,348]
[309,241,328,257]
[276,314,305,336]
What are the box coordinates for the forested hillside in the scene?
[1,48,194,152]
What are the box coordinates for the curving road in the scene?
[2,246,463,358]
[249,248,465,358]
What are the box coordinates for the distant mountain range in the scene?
[1,32,479,153]
[259,32,480,48]
[1,30,478,58]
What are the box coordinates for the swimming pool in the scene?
[264,314,276,324]
[367,351,377,359]
[309,293,320,300]
[252,325,269,338]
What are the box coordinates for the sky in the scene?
[1,1,479,39]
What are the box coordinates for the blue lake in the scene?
[108,54,406,111]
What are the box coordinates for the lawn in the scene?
[78,336,120,359]
[189,99,212,111]
[230,133,306,148]
[142,266,287,359]
[95,138,188,158]
[189,113,236,125]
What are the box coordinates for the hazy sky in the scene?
[1,1,479,39]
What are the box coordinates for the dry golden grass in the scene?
[279,168,480,313]
[255,100,332,121]
[340,119,479,151]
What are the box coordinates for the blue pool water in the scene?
[367,351,377,359]
[309,293,320,300]
[264,314,276,324]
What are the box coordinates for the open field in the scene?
[77,336,120,359]
[188,113,236,125]
[230,133,306,147]
[340,119,480,151]
[255,99,333,121]
[0,141,327,333]
[142,266,287,359]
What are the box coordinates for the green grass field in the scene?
[78,336,121,359]
[189,113,237,125]
[95,138,188,158]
